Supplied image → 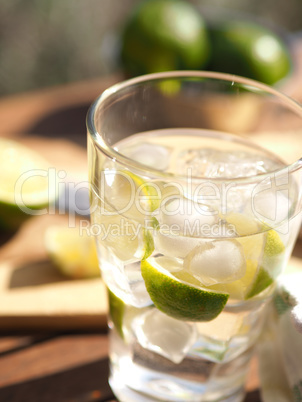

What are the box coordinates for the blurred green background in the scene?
[1,0,301,96]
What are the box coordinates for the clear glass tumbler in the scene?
[87,71,302,402]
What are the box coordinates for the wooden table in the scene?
[1,65,302,401]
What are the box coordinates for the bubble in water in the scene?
[133,309,198,364]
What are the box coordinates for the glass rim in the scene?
[87,70,302,183]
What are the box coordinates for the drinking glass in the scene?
[87,71,302,402]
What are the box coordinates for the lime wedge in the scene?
[245,266,274,299]
[207,220,284,300]
[263,229,285,258]
[209,260,259,300]
[97,213,141,262]
[45,225,100,279]
[103,169,160,222]
[142,229,155,260]
[245,229,285,299]
[107,289,150,340]
[141,258,229,322]
[0,138,56,230]
[226,212,260,236]
[99,169,157,261]
[222,214,285,300]
[108,288,125,339]
[126,170,160,213]
[95,213,154,263]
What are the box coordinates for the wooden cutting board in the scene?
[0,137,108,331]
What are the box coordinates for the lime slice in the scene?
[108,288,125,338]
[0,138,56,231]
[245,266,274,299]
[210,229,285,300]
[94,213,154,263]
[245,229,285,299]
[126,171,160,213]
[142,229,155,260]
[226,212,260,236]
[141,258,229,322]
[97,214,141,262]
[209,260,259,301]
[98,169,157,261]
[262,229,285,258]
[108,289,151,341]
[45,225,100,279]
[103,169,160,222]
[220,214,281,300]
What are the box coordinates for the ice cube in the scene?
[154,230,204,259]
[134,309,197,364]
[124,261,153,307]
[151,255,184,273]
[97,214,144,263]
[177,148,281,178]
[252,189,291,228]
[98,243,152,308]
[184,239,246,286]
[154,196,221,259]
[159,196,219,235]
[120,142,171,171]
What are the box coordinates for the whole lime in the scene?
[120,0,210,76]
[208,20,292,85]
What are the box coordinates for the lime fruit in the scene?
[245,229,285,299]
[0,138,56,231]
[107,289,150,340]
[45,225,100,279]
[94,211,155,264]
[262,228,285,257]
[120,0,210,76]
[142,228,155,260]
[208,20,291,85]
[99,169,158,261]
[141,258,229,322]
[209,229,285,300]
[96,213,142,262]
[108,288,125,338]
[102,169,160,221]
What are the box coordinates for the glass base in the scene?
[109,332,251,402]
[110,370,245,402]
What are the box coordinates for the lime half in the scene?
[0,138,56,230]
[108,289,125,339]
[141,258,229,322]
[45,225,100,279]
